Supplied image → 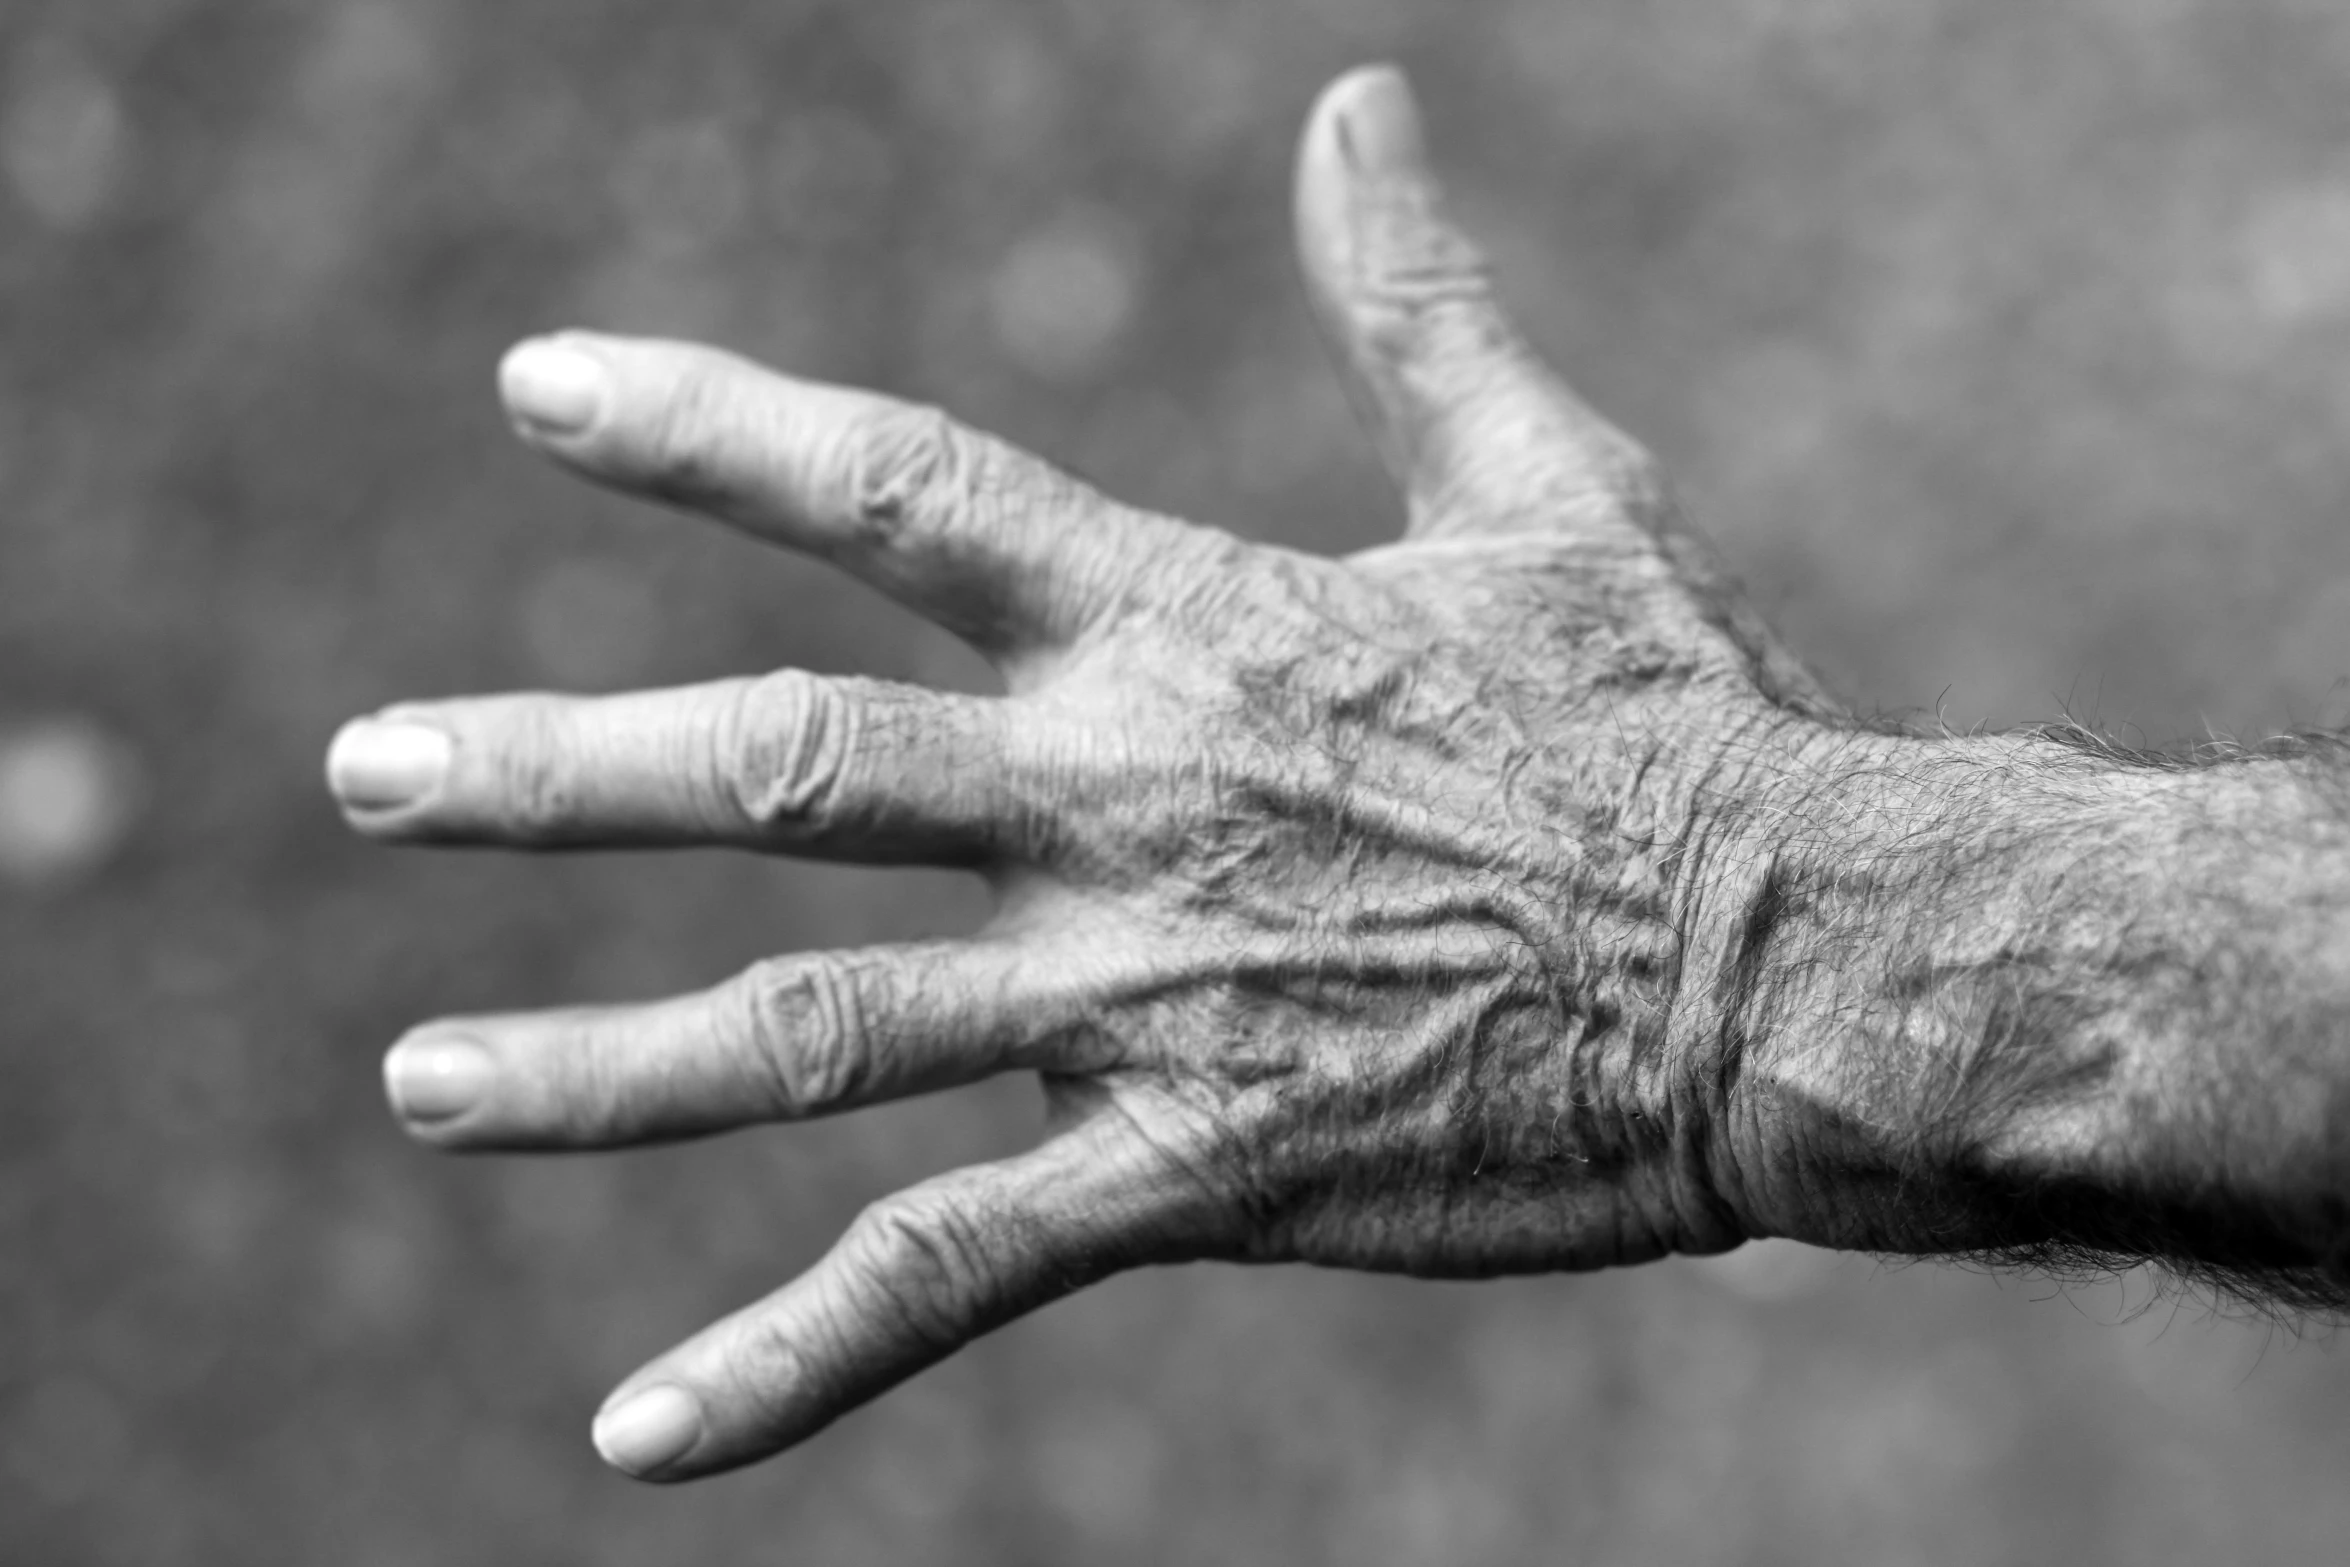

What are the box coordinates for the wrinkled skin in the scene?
[330,67,1875,1479]
[1027,516,1814,1276]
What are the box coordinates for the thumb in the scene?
[1293,66,1663,543]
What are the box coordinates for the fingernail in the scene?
[500,339,608,435]
[1339,66,1429,183]
[384,1037,495,1123]
[327,720,450,811]
[593,1384,704,1476]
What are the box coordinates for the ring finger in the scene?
[381,935,1118,1148]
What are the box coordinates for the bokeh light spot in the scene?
[2242,183,2350,328]
[989,207,1142,383]
[2,41,127,230]
[0,717,142,887]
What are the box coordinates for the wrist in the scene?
[1692,726,2118,1255]
[1639,716,1926,1254]
[1704,724,2350,1297]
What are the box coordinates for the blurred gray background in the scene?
[9,0,2350,1562]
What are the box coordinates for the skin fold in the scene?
[326,66,2350,1481]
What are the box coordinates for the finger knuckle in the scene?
[492,702,578,840]
[722,670,856,829]
[1364,269,1493,364]
[727,1316,825,1432]
[564,1022,642,1139]
[839,1190,994,1351]
[641,353,745,506]
[845,402,980,549]
[736,954,874,1115]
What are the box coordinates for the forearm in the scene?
[1727,729,2350,1302]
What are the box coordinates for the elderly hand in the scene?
[329,67,1896,1480]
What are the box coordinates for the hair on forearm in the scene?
[1741,718,2350,1313]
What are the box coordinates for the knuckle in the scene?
[640,353,744,506]
[1361,259,1494,360]
[735,954,874,1116]
[491,702,578,840]
[722,670,856,829]
[844,402,979,548]
[726,1315,824,1433]
[563,1020,639,1139]
[1354,177,1490,297]
[839,1189,995,1352]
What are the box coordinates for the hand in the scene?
[328,67,1888,1480]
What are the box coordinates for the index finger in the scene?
[498,333,1201,664]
